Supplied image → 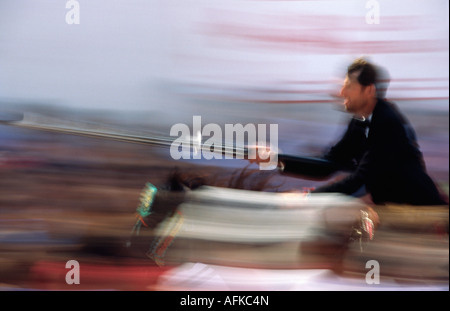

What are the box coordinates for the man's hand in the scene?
[247,145,274,164]
[246,145,282,171]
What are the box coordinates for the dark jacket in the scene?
[285,98,446,205]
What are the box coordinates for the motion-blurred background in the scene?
[0,0,448,290]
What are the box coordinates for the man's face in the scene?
[340,73,370,114]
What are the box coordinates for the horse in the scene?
[124,165,381,273]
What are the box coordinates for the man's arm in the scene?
[280,119,367,180]
[278,154,341,179]
[311,152,369,195]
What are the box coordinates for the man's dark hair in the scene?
[347,57,390,98]
[347,58,378,86]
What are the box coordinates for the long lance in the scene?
[0,112,247,157]
[0,112,340,178]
